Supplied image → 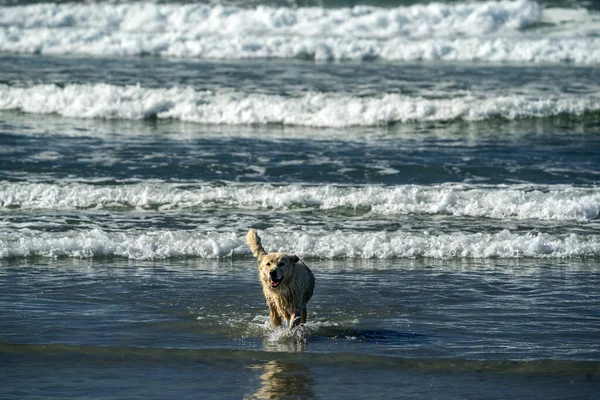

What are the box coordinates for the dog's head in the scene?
[259,252,300,289]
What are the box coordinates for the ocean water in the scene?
[1,0,600,398]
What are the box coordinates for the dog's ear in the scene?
[290,254,300,263]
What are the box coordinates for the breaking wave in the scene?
[1,83,599,126]
[1,228,598,260]
[1,182,598,222]
[0,0,599,63]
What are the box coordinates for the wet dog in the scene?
[246,229,315,329]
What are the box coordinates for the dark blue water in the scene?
[2,258,600,399]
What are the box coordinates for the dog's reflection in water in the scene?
[245,360,316,400]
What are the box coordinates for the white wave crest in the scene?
[2,30,597,63]
[1,1,599,64]
[0,229,597,260]
[1,83,599,126]
[0,1,542,38]
[0,229,244,260]
[1,182,598,222]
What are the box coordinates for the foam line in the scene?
[0,229,597,260]
[1,182,598,221]
[1,84,599,126]
[1,1,599,64]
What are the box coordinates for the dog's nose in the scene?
[269,269,278,278]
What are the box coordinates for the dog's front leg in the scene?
[269,306,282,327]
[289,313,301,329]
[289,300,305,329]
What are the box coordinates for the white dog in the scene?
[246,229,315,329]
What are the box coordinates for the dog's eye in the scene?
[277,262,284,268]
[265,262,270,266]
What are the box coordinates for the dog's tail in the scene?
[246,229,267,259]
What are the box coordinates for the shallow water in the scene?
[2,258,600,399]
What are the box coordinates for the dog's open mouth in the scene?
[269,272,284,288]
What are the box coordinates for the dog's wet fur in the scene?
[246,229,315,329]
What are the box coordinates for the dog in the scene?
[246,229,315,329]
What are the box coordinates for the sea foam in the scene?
[1,182,598,222]
[1,83,599,126]
[0,1,542,37]
[0,0,598,64]
[0,228,598,260]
